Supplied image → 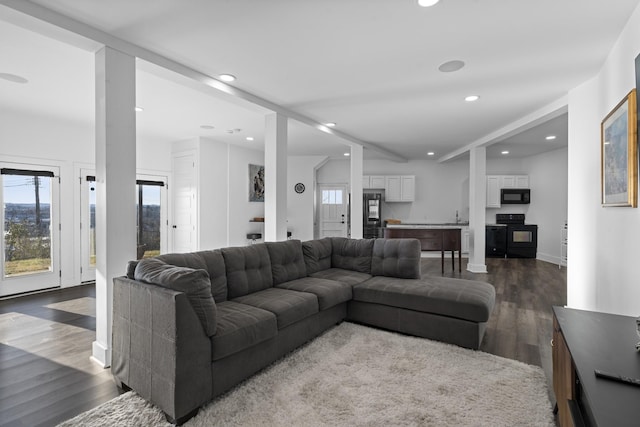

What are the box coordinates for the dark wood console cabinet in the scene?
[552,306,640,426]
[384,227,461,273]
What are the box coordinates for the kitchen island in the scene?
[384,224,467,273]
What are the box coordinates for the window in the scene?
[2,168,54,277]
[322,189,343,205]
[136,180,164,259]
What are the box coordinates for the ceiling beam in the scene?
[437,95,569,163]
[0,0,407,162]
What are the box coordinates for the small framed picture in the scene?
[249,164,265,202]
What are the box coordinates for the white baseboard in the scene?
[92,340,111,368]
[536,252,561,266]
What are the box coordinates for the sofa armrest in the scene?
[112,276,212,422]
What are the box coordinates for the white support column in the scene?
[264,113,288,241]
[92,46,137,367]
[467,147,488,273]
[350,145,364,239]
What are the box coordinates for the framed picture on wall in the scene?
[249,164,265,202]
[601,88,638,207]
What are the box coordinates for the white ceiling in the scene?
[1,0,639,161]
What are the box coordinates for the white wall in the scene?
[523,148,569,264]
[198,138,229,250]
[317,158,470,224]
[288,156,328,242]
[567,2,640,316]
[0,108,171,289]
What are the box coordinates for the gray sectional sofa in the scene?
[111,237,495,424]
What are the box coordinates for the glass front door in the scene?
[1,165,60,296]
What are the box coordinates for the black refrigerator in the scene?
[363,192,383,239]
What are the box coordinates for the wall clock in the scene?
[294,183,305,194]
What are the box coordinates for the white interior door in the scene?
[318,184,348,238]
[172,151,197,253]
[1,164,60,296]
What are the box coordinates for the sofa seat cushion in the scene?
[310,268,372,286]
[353,276,495,323]
[232,288,318,330]
[276,277,352,310]
[211,301,277,361]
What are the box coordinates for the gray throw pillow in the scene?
[134,258,217,336]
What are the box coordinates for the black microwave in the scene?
[501,188,530,204]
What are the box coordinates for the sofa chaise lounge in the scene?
[112,237,495,424]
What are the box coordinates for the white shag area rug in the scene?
[59,322,554,427]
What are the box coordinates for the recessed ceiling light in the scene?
[219,74,236,82]
[438,60,465,73]
[501,150,509,155]
[135,106,144,112]
[464,95,479,102]
[246,136,254,141]
[0,72,28,84]
[200,125,215,129]
[325,122,336,127]
[545,135,557,140]
[344,152,350,157]
[418,0,440,7]
[427,152,435,156]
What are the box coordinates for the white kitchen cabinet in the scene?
[501,175,516,188]
[384,175,415,202]
[515,175,529,188]
[363,175,391,189]
[400,175,415,202]
[500,175,529,189]
[370,175,386,189]
[486,174,529,207]
[385,176,402,201]
[486,176,501,208]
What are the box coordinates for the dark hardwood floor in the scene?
[0,257,566,426]
[0,285,120,427]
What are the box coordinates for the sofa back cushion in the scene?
[134,258,218,336]
[156,250,228,302]
[302,238,333,274]
[331,237,374,274]
[221,244,273,298]
[371,238,421,279]
[265,240,307,285]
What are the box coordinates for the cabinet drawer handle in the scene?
[550,339,554,347]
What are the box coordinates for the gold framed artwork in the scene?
[601,88,638,207]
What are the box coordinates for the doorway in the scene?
[79,171,167,282]
[317,184,348,238]
[0,165,60,296]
